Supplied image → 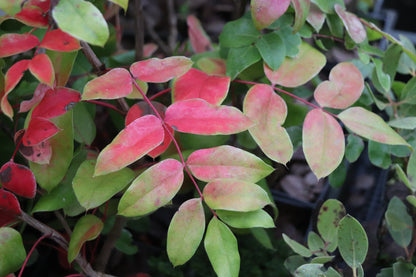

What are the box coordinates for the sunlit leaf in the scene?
[130,56,193,83]
[187,145,273,183]
[172,68,230,105]
[314,62,364,109]
[52,0,109,47]
[264,42,326,87]
[95,115,164,176]
[0,33,39,58]
[216,209,275,229]
[167,198,205,266]
[203,179,271,212]
[165,99,254,135]
[303,109,345,179]
[73,160,135,210]
[14,129,52,164]
[22,117,61,146]
[40,29,81,52]
[28,53,55,87]
[187,15,212,53]
[82,68,132,100]
[0,190,21,227]
[335,4,366,44]
[291,0,310,33]
[0,161,36,198]
[118,159,184,217]
[0,227,26,276]
[251,0,291,30]
[338,107,410,146]
[243,84,293,164]
[67,214,103,262]
[204,217,240,277]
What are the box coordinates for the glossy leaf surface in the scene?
[187,15,212,53]
[0,161,36,198]
[52,0,109,47]
[165,99,254,135]
[172,68,230,105]
[314,62,364,109]
[118,159,184,217]
[251,0,290,30]
[216,209,275,229]
[335,4,366,44]
[95,115,164,176]
[167,198,205,266]
[14,129,52,164]
[203,179,271,212]
[130,56,193,83]
[187,145,274,183]
[0,33,39,58]
[264,42,326,87]
[303,109,345,179]
[243,84,293,164]
[67,214,103,262]
[0,227,26,276]
[338,107,410,146]
[73,160,135,210]
[40,29,81,52]
[32,87,80,119]
[204,217,240,277]
[23,117,61,146]
[28,53,55,87]
[0,190,21,227]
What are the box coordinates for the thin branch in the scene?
[80,41,106,75]
[134,0,144,61]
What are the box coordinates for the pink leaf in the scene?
[243,84,293,164]
[314,62,364,109]
[172,68,230,105]
[302,109,345,179]
[264,42,326,87]
[39,29,81,52]
[23,117,61,146]
[196,57,227,76]
[335,4,366,44]
[187,145,274,183]
[306,3,326,32]
[82,68,132,100]
[0,33,39,58]
[130,56,193,83]
[203,179,271,212]
[187,15,212,53]
[118,159,184,217]
[125,102,173,158]
[165,99,254,135]
[95,115,165,176]
[31,87,81,119]
[14,129,52,164]
[19,83,49,113]
[251,0,291,30]
[29,53,55,87]
[291,0,310,33]
[143,43,158,58]
[0,190,21,227]
[0,161,36,198]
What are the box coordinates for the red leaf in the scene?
[165,99,254,135]
[15,0,49,28]
[0,33,39,58]
[40,29,81,52]
[130,56,193,83]
[29,53,55,86]
[251,0,291,30]
[125,102,173,158]
[4,59,30,93]
[32,87,81,119]
[19,83,49,113]
[0,190,21,227]
[172,68,230,105]
[82,68,132,100]
[143,43,158,58]
[14,129,52,164]
[95,115,165,176]
[23,117,61,146]
[0,161,37,198]
[187,15,212,53]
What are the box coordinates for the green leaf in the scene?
[226,45,261,80]
[389,117,416,130]
[278,26,302,57]
[255,32,285,70]
[337,215,368,268]
[328,160,347,188]
[204,217,240,277]
[73,102,96,145]
[311,256,335,264]
[216,209,275,229]
[53,0,109,47]
[0,227,26,276]
[311,0,344,13]
[118,159,184,217]
[46,50,78,87]
[167,198,205,267]
[401,77,416,103]
[408,151,416,191]
[251,228,275,250]
[368,140,391,169]
[338,107,410,147]
[0,0,24,16]
[282,234,312,257]
[108,0,128,11]
[345,135,364,163]
[372,58,391,94]
[68,214,103,263]
[73,160,135,210]
[307,231,325,253]
[385,197,413,248]
[294,264,325,276]
[317,199,346,245]
[407,195,416,208]
[383,44,402,82]
[203,179,272,212]
[219,17,260,48]
[393,261,414,277]
[393,164,412,192]
[115,229,138,255]
[30,111,74,192]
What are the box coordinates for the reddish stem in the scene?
[11,135,23,161]
[18,234,52,277]
[313,34,344,43]
[148,88,172,101]
[84,100,125,115]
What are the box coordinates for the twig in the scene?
[144,15,171,55]
[134,0,144,61]
[80,41,106,75]
[167,0,177,53]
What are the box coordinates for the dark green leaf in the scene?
[345,135,364,162]
[73,102,96,145]
[383,44,402,82]
[255,32,285,70]
[368,140,391,169]
[226,46,261,80]
[385,197,413,248]
[219,18,260,48]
